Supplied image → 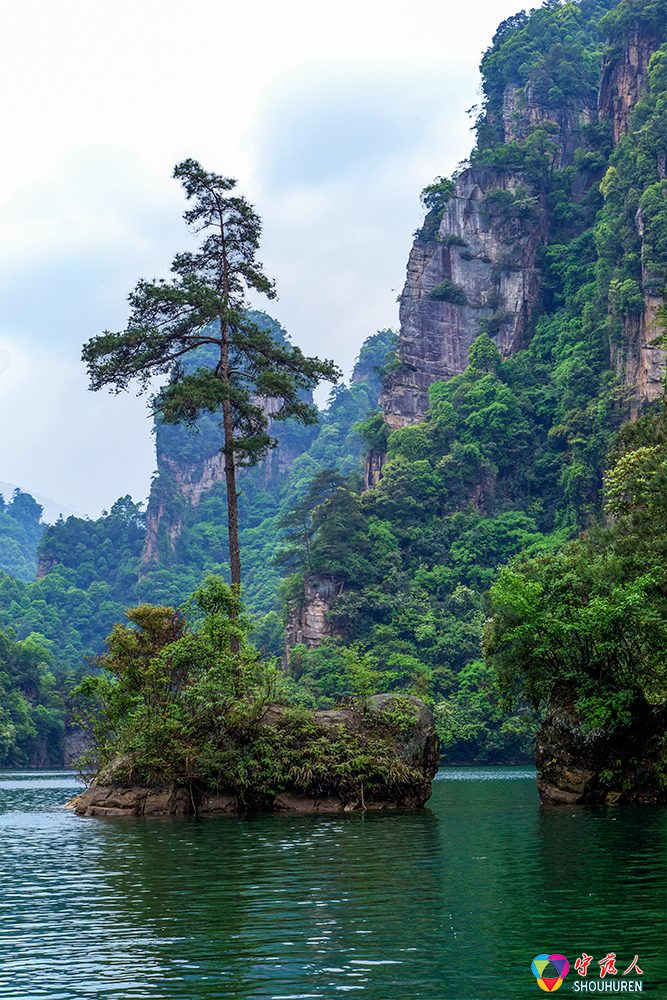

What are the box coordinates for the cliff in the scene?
[598,21,663,145]
[379,16,666,432]
[600,22,667,414]
[283,576,336,659]
[379,167,547,428]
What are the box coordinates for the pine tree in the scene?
[82,159,340,590]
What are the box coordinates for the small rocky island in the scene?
[69,694,440,818]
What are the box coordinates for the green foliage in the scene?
[429,279,468,305]
[355,410,391,453]
[598,0,667,41]
[418,176,455,242]
[75,580,423,800]
[0,630,64,766]
[476,0,617,147]
[435,659,538,763]
[274,468,348,574]
[0,498,149,681]
[343,644,381,708]
[421,176,455,213]
[485,404,667,726]
[351,328,399,386]
[285,638,348,708]
[74,577,274,774]
[38,496,145,597]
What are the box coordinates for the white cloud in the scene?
[0,0,524,508]
[0,336,155,516]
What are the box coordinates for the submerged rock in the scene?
[535,683,666,806]
[67,695,439,818]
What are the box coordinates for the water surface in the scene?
[0,769,664,998]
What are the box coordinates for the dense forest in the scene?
[0,0,665,773]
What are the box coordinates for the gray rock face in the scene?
[380,167,545,428]
[62,726,95,768]
[598,25,662,146]
[599,25,667,414]
[611,208,667,419]
[535,683,665,806]
[499,82,595,171]
[379,27,666,433]
[283,576,336,662]
[66,695,440,817]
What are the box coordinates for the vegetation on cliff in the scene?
[486,398,666,730]
[272,0,667,761]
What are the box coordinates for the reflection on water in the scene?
[0,769,664,999]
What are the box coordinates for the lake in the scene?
[0,768,664,998]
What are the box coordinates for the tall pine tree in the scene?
[83,159,340,590]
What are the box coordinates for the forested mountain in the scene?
[0,324,397,765]
[275,0,667,761]
[0,0,664,769]
[0,490,45,582]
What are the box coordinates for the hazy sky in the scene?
[0,0,523,518]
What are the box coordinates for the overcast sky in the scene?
[0,0,524,518]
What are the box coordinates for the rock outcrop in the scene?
[283,576,336,663]
[67,695,440,817]
[598,24,663,146]
[379,26,666,433]
[379,168,546,428]
[62,725,95,769]
[500,82,594,171]
[535,683,666,806]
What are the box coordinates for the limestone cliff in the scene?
[598,22,663,145]
[379,167,547,428]
[141,397,312,571]
[283,577,336,659]
[600,22,667,414]
[379,23,665,433]
[499,83,594,171]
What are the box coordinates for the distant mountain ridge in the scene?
[0,481,86,524]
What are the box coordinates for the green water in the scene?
[0,768,664,999]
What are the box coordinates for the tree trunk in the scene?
[219,316,241,659]
[222,397,241,589]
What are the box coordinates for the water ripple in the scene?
[0,770,663,999]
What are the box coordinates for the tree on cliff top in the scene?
[82,159,340,591]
